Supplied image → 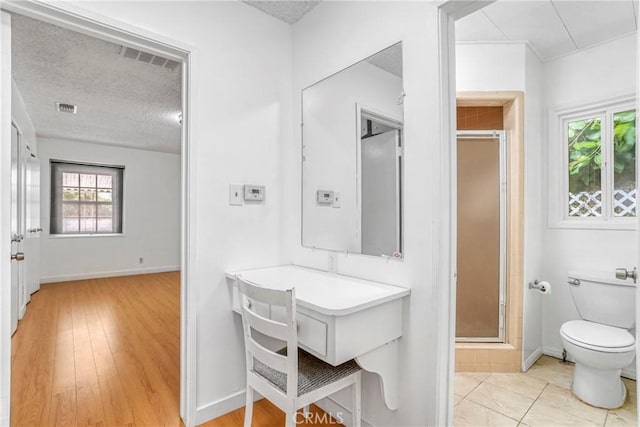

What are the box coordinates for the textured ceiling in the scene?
[11,14,182,154]
[243,1,321,24]
[456,0,638,62]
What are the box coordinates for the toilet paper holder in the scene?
[529,280,548,292]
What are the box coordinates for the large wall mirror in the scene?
[302,43,404,258]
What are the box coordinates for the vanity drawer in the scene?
[270,306,328,357]
[297,312,327,357]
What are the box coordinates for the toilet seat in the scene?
[561,320,635,353]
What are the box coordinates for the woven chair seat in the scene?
[253,348,360,397]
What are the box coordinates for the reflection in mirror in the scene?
[301,43,403,258]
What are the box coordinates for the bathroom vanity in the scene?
[226,265,410,410]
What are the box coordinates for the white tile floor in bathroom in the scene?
[454,356,637,426]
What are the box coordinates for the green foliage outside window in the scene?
[568,110,636,193]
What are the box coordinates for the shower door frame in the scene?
[455,130,507,343]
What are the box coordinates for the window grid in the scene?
[51,161,123,235]
[61,172,114,233]
[562,104,636,222]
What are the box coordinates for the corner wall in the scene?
[37,138,181,282]
[289,2,445,425]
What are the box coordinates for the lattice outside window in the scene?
[551,96,636,229]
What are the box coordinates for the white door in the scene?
[361,129,400,257]
[10,124,24,335]
[24,147,40,297]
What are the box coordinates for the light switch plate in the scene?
[229,184,243,206]
[333,192,341,208]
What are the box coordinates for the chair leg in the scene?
[352,372,362,427]
[285,403,296,427]
[244,386,254,427]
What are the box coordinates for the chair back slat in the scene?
[242,305,289,341]
[246,337,288,373]
[237,276,298,398]
[239,278,293,306]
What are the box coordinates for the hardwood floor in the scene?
[200,401,343,427]
[11,272,342,427]
[11,272,181,426]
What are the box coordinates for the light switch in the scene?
[229,184,243,206]
[333,192,341,208]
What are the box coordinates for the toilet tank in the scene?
[568,270,636,329]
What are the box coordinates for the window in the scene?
[552,97,636,228]
[50,161,124,235]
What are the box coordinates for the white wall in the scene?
[540,34,637,370]
[33,1,293,422]
[456,43,526,92]
[302,60,402,253]
[11,79,36,153]
[37,138,180,282]
[456,42,546,369]
[290,2,444,425]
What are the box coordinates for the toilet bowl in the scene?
[560,270,636,409]
[560,320,635,408]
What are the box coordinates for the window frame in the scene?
[50,160,125,236]
[549,95,637,230]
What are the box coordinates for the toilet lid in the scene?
[561,320,635,349]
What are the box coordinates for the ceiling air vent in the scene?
[56,102,77,114]
[119,46,180,71]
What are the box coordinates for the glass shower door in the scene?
[456,131,506,342]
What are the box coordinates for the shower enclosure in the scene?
[456,131,507,342]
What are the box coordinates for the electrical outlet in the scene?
[139,257,144,264]
[328,252,338,273]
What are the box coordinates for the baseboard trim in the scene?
[315,397,374,427]
[40,265,180,284]
[543,346,636,380]
[543,345,575,364]
[196,390,246,425]
[522,346,543,372]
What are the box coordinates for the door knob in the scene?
[11,252,24,261]
[615,267,637,283]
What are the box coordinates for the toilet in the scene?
[560,270,636,409]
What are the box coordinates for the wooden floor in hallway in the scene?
[11,272,181,426]
[11,271,341,427]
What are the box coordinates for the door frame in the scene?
[0,2,197,425]
[433,1,496,425]
[355,104,403,257]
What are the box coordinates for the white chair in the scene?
[238,276,362,427]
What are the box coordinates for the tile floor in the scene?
[454,356,637,426]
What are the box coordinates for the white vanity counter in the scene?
[226,265,409,316]
[226,264,410,410]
